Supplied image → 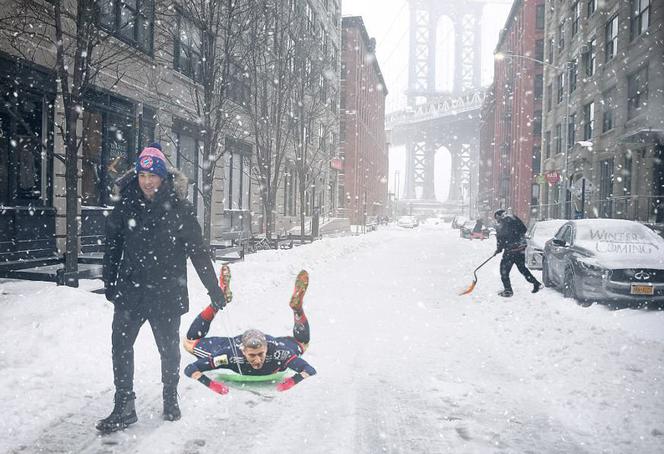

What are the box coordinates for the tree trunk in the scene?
[201,154,214,246]
[63,105,79,287]
[299,180,306,238]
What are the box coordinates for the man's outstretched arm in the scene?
[277,356,317,392]
[184,360,230,395]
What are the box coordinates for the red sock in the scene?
[201,305,217,321]
[294,311,307,324]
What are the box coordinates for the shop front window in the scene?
[81,107,133,207]
[0,93,51,206]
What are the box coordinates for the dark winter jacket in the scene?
[495,214,528,253]
[103,169,219,316]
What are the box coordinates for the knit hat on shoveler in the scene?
[135,142,168,179]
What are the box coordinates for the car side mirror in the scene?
[552,238,566,247]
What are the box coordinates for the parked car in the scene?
[460,219,490,240]
[643,223,664,239]
[525,219,567,269]
[397,215,419,228]
[542,219,664,307]
[451,215,468,229]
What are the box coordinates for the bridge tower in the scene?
[404,0,484,206]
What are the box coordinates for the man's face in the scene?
[242,345,268,369]
[138,171,163,200]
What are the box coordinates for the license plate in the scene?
[631,284,654,295]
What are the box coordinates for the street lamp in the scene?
[494,51,572,220]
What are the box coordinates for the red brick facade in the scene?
[340,16,388,224]
[491,0,545,223]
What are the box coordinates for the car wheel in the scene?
[542,258,552,287]
[562,267,574,298]
[563,266,582,303]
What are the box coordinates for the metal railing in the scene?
[385,89,486,129]
[531,195,663,223]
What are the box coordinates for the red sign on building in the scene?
[330,157,343,171]
[544,171,561,185]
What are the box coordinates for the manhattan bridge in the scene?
[386,0,511,217]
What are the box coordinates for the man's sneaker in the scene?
[96,391,137,434]
[532,282,542,293]
[219,264,232,304]
[290,270,309,313]
[498,289,513,297]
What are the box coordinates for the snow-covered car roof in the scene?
[528,220,568,249]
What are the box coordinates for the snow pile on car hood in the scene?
[574,219,664,269]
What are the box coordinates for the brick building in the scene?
[491,0,546,223]
[478,84,496,218]
[340,16,389,225]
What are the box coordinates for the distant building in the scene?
[540,0,664,222]
[491,0,546,224]
[478,84,496,218]
[340,16,389,225]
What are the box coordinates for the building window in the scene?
[557,23,565,53]
[139,106,156,149]
[175,14,202,81]
[556,73,564,103]
[99,0,154,53]
[602,87,615,132]
[174,125,200,211]
[582,38,596,77]
[535,39,544,62]
[547,38,554,64]
[622,154,632,195]
[583,101,594,140]
[544,131,551,159]
[599,158,614,218]
[567,112,576,149]
[568,59,577,94]
[534,74,544,99]
[555,123,562,154]
[571,1,581,36]
[81,92,134,207]
[224,137,251,210]
[627,65,648,120]
[536,5,545,30]
[0,94,52,206]
[533,110,542,136]
[605,15,618,62]
[532,146,541,176]
[631,0,650,40]
[587,0,596,17]
[546,83,552,112]
[228,62,250,106]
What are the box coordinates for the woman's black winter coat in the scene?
[103,170,218,316]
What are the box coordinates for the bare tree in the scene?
[0,0,132,286]
[242,0,300,238]
[155,0,255,244]
[291,32,337,238]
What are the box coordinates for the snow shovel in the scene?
[459,252,498,295]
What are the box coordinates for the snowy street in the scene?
[1,223,663,453]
